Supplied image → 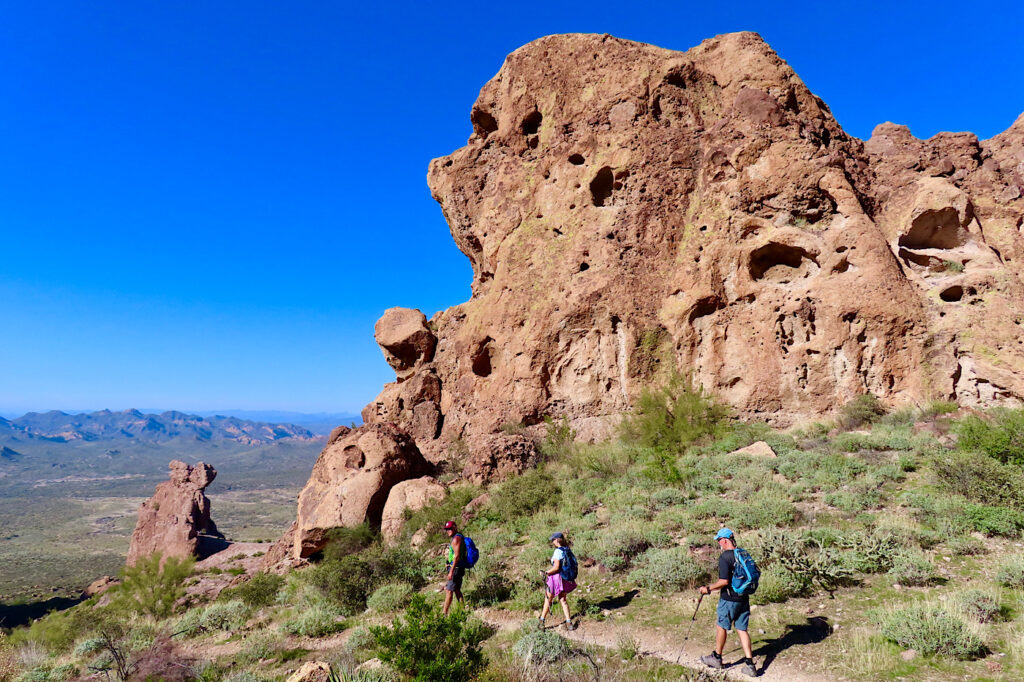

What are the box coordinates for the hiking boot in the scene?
[538,617,546,629]
[563,620,577,631]
[700,652,723,669]
[740,661,759,677]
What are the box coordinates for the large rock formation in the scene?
[358,31,1024,469]
[290,423,429,558]
[126,461,220,565]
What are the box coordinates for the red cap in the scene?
[444,521,457,530]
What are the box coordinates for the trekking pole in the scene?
[676,592,705,663]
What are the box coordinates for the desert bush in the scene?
[490,469,560,520]
[879,605,984,659]
[466,574,514,607]
[620,373,730,454]
[306,545,426,616]
[750,564,807,604]
[954,408,1024,464]
[961,503,1024,537]
[371,595,487,682]
[615,633,641,661]
[732,489,798,528]
[838,393,886,430]
[319,524,376,563]
[109,553,194,619]
[628,547,709,592]
[589,525,670,572]
[280,604,346,637]
[840,530,900,573]
[175,600,250,637]
[7,604,96,653]
[887,552,937,586]
[997,556,1024,588]
[0,633,20,682]
[956,589,1002,623]
[129,636,194,682]
[14,662,77,682]
[946,535,986,556]
[222,572,284,608]
[651,487,685,509]
[402,486,479,546]
[755,530,853,593]
[539,415,576,460]
[367,584,413,613]
[237,630,283,664]
[72,636,105,659]
[933,451,1024,508]
[512,621,572,664]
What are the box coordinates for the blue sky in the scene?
[1,1,1020,414]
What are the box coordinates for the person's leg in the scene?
[737,629,754,659]
[541,590,554,621]
[455,588,463,604]
[715,625,729,655]
[443,589,454,615]
[558,595,571,622]
[735,606,753,658]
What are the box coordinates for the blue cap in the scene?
[549,532,564,541]
[715,528,734,540]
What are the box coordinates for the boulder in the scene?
[381,476,446,542]
[285,662,331,682]
[462,493,492,523]
[126,461,220,566]
[462,433,538,484]
[374,307,437,379]
[729,441,777,458]
[83,575,118,598]
[292,423,429,558]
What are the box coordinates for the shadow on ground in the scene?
[751,616,832,674]
[0,596,84,629]
[595,589,639,611]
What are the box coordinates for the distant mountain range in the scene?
[0,409,321,445]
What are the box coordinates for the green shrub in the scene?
[306,544,426,616]
[8,603,96,652]
[590,526,670,572]
[222,572,285,608]
[628,547,709,593]
[879,605,984,659]
[887,553,937,586]
[15,662,77,682]
[651,487,686,509]
[72,637,105,658]
[539,415,576,460]
[402,486,479,546]
[175,600,251,637]
[466,574,514,607]
[934,452,1024,508]
[490,469,560,520]
[732,490,798,528]
[366,583,413,613]
[954,408,1024,464]
[839,393,886,429]
[512,621,572,664]
[750,564,807,604]
[961,503,1024,537]
[109,553,194,618]
[319,524,376,563]
[841,530,900,573]
[371,595,487,682]
[997,556,1024,588]
[755,530,853,593]
[956,590,1001,623]
[280,604,346,637]
[620,373,730,454]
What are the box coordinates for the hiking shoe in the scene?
[538,617,546,629]
[563,620,578,631]
[700,653,723,669]
[740,661,759,677]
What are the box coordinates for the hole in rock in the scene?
[471,338,493,377]
[700,225,708,232]
[527,136,539,149]
[521,111,543,135]
[899,208,968,249]
[569,204,576,210]
[605,232,615,239]
[568,154,585,165]
[748,243,819,282]
[471,108,498,137]
[688,296,724,322]
[590,166,615,206]
[835,246,848,253]
[833,258,850,273]
[553,228,563,236]
[578,262,590,272]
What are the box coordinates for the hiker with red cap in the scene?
[442,520,466,615]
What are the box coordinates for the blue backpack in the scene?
[730,548,760,596]
[558,547,578,582]
[460,535,479,568]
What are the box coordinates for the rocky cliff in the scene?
[274,32,1024,557]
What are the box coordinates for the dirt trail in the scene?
[476,608,822,682]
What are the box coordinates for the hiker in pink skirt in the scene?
[540,531,579,630]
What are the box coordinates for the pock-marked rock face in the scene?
[126,460,219,565]
[292,423,429,558]
[361,31,1024,463]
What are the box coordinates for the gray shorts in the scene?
[445,565,465,592]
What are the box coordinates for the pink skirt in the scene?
[546,573,577,598]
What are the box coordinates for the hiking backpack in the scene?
[558,547,578,582]
[460,535,480,568]
[730,547,760,596]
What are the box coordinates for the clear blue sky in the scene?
[1,1,1020,414]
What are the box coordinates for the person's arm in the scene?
[698,552,732,594]
[542,549,562,576]
[448,535,463,579]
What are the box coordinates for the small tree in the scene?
[111,553,194,618]
[371,596,487,682]
[620,372,730,454]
